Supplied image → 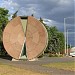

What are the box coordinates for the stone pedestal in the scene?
[29,58,38,61]
[12,58,19,61]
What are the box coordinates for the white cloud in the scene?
[0,0,19,14]
[58,0,72,6]
[43,19,53,25]
[43,18,63,29]
[17,6,37,16]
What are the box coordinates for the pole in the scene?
[70,44,71,48]
[64,18,66,55]
[67,30,68,56]
[64,17,74,55]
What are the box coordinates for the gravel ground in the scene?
[0,56,75,75]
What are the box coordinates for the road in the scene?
[0,56,75,75]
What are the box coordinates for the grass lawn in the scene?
[0,62,49,75]
[42,61,75,71]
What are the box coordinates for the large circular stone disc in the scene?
[26,16,48,60]
[3,17,25,59]
[3,16,48,60]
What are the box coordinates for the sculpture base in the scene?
[12,58,19,61]
[29,58,38,61]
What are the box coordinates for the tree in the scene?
[0,8,9,41]
[12,10,18,19]
[46,26,58,53]
[46,26,65,54]
[57,32,65,54]
[0,8,9,55]
[39,18,65,54]
[39,17,65,54]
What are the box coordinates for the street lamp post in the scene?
[64,17,74,56]
[67,30,68,56]
[64,18,66,55]
[66,29,72,56]
[66,30,75,56]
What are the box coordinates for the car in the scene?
[70,52,75,57]
[70,47,75,57]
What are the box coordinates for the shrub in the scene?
[48,53,63,57]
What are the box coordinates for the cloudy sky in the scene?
[0,0,74,22]
[0,0,74,46]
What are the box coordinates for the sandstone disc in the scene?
[3,16,48,60]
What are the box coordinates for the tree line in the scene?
[39,17,65,55]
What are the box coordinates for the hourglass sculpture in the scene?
[3,16,48,60]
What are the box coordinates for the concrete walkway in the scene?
[0,56,75,75]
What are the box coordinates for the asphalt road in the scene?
[0,56,75,75]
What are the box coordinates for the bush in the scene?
[48,53,63,57]
[0,41,7,56]
[38,54,44,58]
[54,54,59,57]
[59,54,64,57]
[48,54,56,57]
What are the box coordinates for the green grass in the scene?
[0,62,49,75]
[42,61,75,71]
